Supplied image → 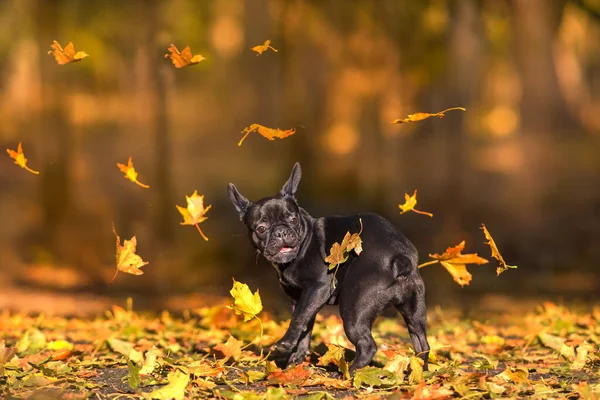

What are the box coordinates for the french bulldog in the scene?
[227,162,430,373]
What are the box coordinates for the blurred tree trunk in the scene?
[443,0,484,234]
[35,0,72,254]
[509,0,578,134]
[139,0,173,245]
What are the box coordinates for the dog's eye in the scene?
[291,217,298,225]
[256,226,267,234]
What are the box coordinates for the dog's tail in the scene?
[390,250,419,280]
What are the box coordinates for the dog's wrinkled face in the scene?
[228,162,305,264]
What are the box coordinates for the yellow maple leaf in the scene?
[251,39,278,55]
[6,142,39,175]
[227,279,263,335]
[324,219,363,271]
[176,190,211,241]
[238,124,296,146]
[317,343,350,379]
[418,241,488,287]
[398,190,433,217]
[117,156,149,188]
[164,44,206,68]
[391,107,465,124]
[110,224,149,283]
[481,224,517,276]
[48,40,89,65]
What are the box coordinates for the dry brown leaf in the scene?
[110,224,149,283]
[117,156,149,188]
[6,142,39,175]
[251,39,278,55]
[391,107,465,124]
[398,190,433,217]
[238,124,296,146]
[48,40,89,65]
[164,44,206,68]
[481,224,517,276]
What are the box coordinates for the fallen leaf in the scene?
[317,343,350,379]
[48,40,89,65]
[251,39,278,55]
[6,142,39,175]
[538,333,575,361]
[176,190,211,241]
[214,336,243,362]
[127,359,141,391]
[110,224,149,283]
[571,342,594,370]
[391,107,465,124]
[238,124,295,146]
[418,241,488,286]
[227,279,263,323]
[143,369,189,400]
[353,366,399,389]
[164,44,206,68]
[408,356,424,384]
[382,347,410,380]
[0,341,16,376]
[267,363,312,387]
[117,156,149,188]
[498,366,529,383]
[399,190,433,217]
[481,224,517,276]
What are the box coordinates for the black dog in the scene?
[228,162,430,373]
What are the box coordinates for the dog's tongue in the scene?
[279,247,293,253]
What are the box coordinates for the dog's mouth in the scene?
[278,246,296,254]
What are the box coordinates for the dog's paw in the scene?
[271,340,295,354]
[286,351,307,366]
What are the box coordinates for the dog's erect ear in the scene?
[280,162,302,198]
[228,183,251,220]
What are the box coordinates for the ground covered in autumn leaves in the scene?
[1,300,599,399]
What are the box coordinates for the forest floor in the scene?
[1,296,599,399]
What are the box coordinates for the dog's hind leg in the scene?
[393,273,430,370]
[340,284,390,373]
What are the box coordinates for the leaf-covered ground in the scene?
[1,299,599,399]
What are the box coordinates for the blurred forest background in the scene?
[1,0,599,316]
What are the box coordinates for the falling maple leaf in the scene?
[418,240,488,286]
[251,39,278,55]
[110,224,149,283]
[481,224,517,276]
[391,107,465,124]
[267,363,312,387]
[48,40,89,65]
[116,156,149,188]
[238,124,296,146]
[398,190,433,217]
[6,142,39,175]
[227,279,263,336]
[164,44,206,68]
[176,190,211,241]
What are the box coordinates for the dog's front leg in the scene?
[272,283,331,354]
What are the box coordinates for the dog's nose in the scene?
[273,226,296,240]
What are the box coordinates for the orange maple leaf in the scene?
[176,190,211,241]
[267,363,312,387]
[48,40,89,65]
[164,44,206,68]
[238,124,296,146]
[398,190,433,217]
[116,157,149,188]
[418,240,488,286]
[251,39,278,55]
[214,336,243,362]
[6,142,39,175]
[110,224,149,283]
[481,224,517,276]
[391,107,465,124]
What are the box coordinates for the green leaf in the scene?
[127,359,141,391]
[17,329,46,355]
[144,369,189,400]
[107,338,134,357]
[352,366,399,389]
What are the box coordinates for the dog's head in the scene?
[228,162,307,264]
